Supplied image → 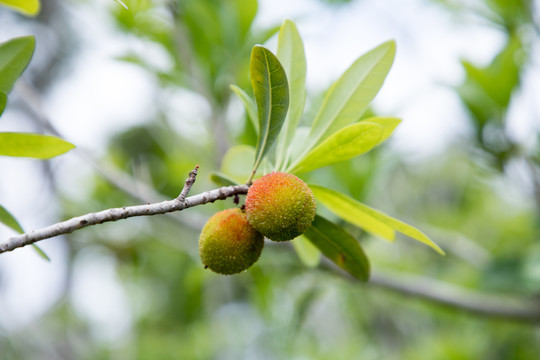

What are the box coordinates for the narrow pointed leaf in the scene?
[0,0,40,16]
[304,215,370,282]
[310,185,395,241]
[359,116,401,145]
[0,36,35,93]
[0,91,6,116]
[275,19,306,169]
[0,132,75,159]
[289,122,383,174]
[0,204,50,261]
[230,84,258,133]
[250,45,289,174]
[292,235,321,268]
[302,40,396,158]
[31,244,51,261]
[0,204,24,233]
[310,185,445,255]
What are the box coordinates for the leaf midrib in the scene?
[256,49,273,166]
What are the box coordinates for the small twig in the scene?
[0,167,249,254]
[177,165,199,202]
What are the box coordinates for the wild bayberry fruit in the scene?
[245,172,316,241]
[199,208,264,275]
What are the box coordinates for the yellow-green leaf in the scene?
[359,116,401,146]
[309,185,445,255]
[288,122,383,174]
[301,40,396,159]
[0,132,75,159]
[0,0,40,16]
[310,184,395,241]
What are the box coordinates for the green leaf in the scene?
[304,215,370,282]
[0,204,24,233]
[209,172,239,187]
[31,244,51,261]
[275,19,307,170]
[0,91,6,116]
[0,204,50,261]
[302,40,396,158]
[0,0,40,16]
[288,122,383,174]
[292,235,321,268]
[309,185,445,255]
[0,132,75,159]
[230,84,258,133]
[249,45,289,180]
[0,36,35,93]
[359,116,401,146]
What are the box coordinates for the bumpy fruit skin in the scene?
[245,172,316,241]
[199,208,264,275]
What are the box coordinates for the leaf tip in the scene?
[434,245,446,256]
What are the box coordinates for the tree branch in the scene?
[369,270,540,323]
[321,257,540,323]
[0,166,249,254]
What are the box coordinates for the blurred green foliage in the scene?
[1,0,540,359]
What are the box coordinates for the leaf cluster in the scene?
[216,20,444,282]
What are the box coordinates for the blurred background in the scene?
[1,0,540,358]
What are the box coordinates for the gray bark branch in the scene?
[0,166,249,254]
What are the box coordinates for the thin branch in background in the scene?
[0,167,249,254]
[319,257,540,323]
[369,270,540,323]
[12,68,540,325]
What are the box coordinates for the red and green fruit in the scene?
[199,208,264,275]
[245,171,316,242]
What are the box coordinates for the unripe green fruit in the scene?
[199,208,264,275]
[245,172,316,242]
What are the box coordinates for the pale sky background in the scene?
[1,0,539,343]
